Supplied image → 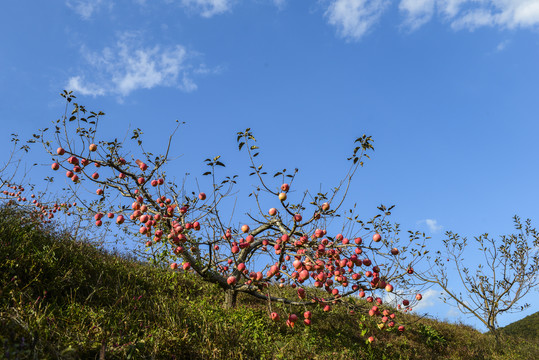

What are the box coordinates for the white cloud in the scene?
[273,0,287,10]
[66,33,211,98]
[438,0,468,18]
[413,289,439,311]
[180,0,233,17]
[450,7,496,30]
[511,1,539,27]
[67,0,233,19]
[66,0,539,39]
[399,0,436,30]
[496,39,510,51]
[445,299,474,322]
[399,0,539,31]
[325,0,390,41]
[446,306,462,318]
[425,219,443,232]
[65,0,108,19]
[66,76,106,97]
[418,218,443,233]
[382,289,400,307]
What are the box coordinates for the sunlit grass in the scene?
[1,205,537,359]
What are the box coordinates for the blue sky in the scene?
[1,0,538,331]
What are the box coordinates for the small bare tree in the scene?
[0,133,44,210]
[414,216,539,337]
[0,134,30,199]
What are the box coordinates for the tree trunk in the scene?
[224,289,237,309]
[491,328,502,345]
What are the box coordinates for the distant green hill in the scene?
[499,312,539,340]
[1,205,538,359]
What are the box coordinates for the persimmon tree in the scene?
[413,216,539,337]
[33,91,430,337]
[0,133,103,239]
[0,134,49,220]
[0,134,30,202]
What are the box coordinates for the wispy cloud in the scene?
[446,306,462,318]
[399,0,539,32]
[66,33,215,98]
[439,0,468,18]
[384,289,440,311]
[413,289,440,311]
[445,299,473,323]
[496,39,510,52]
[65,0,109,20]
[67,0,233,19]
[180,0,233,17]
[66,0,539,38]
[273,0,287,10]
[450,8,497,30]
[66,76,107,97]
[399,0,436,30]
[325,0,390,41]
[452,1,539,30]
[418,218,443,233]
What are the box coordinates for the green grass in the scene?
[499,311,539,340]
[1,205,537,359]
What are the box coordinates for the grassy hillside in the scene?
[499,312,539,340]
[1,205,537,359]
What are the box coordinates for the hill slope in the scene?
[1,206,537,359]
[500,311,539,340]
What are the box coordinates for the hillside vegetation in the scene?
[1,206,537,359]
[499,311,539,340]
